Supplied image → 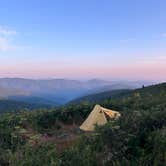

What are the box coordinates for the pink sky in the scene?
[0,60,165,81]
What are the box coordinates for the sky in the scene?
[0,0,166,81]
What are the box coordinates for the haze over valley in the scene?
[0,78,153,105]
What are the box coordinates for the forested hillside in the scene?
[70,89,132,103]
[0,83,166,165]
[0,99,52,114]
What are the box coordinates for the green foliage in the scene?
[0,99,52,114]
[0,83,166,165]
[9,142,58,166]
[63,110,166,166]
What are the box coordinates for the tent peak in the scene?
[80,104,121,131]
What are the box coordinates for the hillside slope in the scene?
[69,89,132,104]
[0,82,165,165]
[70,83,166,108]
[0,99,52,114]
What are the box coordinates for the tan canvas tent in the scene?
[80,105,120,131]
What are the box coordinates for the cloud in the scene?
[0,26,17,36]
[0,26,19,52]
[0,37,19,51]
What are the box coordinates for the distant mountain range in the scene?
[0,78,153,105]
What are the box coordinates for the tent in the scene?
[80,104,120,131]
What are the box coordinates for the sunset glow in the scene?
[0,0,166,81]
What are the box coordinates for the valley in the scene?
[0,78,153,107]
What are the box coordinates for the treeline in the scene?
[0,99,52,114]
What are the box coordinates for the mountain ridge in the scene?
[0,78,153,105]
